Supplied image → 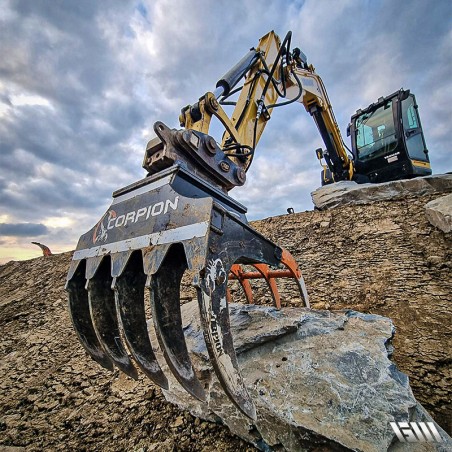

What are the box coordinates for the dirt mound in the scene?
[0,192,450,450]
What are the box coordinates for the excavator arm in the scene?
[177,30,283,173]
[290,64,354,182]
[178,30,353,181]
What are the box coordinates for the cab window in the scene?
[354,102,397,161]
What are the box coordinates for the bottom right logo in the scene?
[390,421,443,443]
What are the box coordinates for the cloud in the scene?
[0,223,49,237]
[0,0,451,261]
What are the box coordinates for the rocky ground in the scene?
[0,252,256,452]
[250,194,452,435]
[0,192,450,450]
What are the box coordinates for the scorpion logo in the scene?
[205,258,227,292]
[92,210,116,244]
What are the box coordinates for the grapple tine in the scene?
[149,244,206,401]
[252,263,281,309]
[114,252,169,389]
[88,257,138,379]
[198,257,257,420]
[67,260,114,371]
[281,249,310,308]
[230,264,254,304]
[67,151,309,420]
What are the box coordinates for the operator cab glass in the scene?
[355,101,397,161]
[401,94,428,162]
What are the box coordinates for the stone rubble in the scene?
[425,193,452,233]
[311,173,452,210]
[161,301,451,451]
[0,253,254,452]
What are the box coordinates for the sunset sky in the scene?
[1,0,451,264]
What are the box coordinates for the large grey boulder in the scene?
[311,174,452,210]
[425,194,452,233]
[153,302,451,451]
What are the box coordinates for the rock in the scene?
[160,301,452,451]
[147,439,175,451]
[0,448,26,452]
[425,194,452,233]
[311,174,452,210]
[171,415,185,428]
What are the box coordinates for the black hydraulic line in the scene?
[256,53,287,98]
[342,139,352,154]
[219,85,244,106]
[220,85,245,101]
[256,31,292,120]
[267,69,303,109]
[243,114,259,172]
[245,32,296,171]
[226,70,262,143]
[220,31,302,170]
[223,143,253,154]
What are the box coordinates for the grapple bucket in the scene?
[67,123,309,420]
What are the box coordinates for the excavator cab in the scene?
[348,89,431,183]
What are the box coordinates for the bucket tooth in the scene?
[67,162,309,420]
[111,251,133,278]
[88,258,138,380]
[149,245,206,402]
[67,260,114,371]
[198,258,256,420]
[114,252,168,389]
[85,255,104,281]
[142,244,170,276]
[67,259,81,283]
[183,238,210,273]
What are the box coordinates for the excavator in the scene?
[66,31,431,420]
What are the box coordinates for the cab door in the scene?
[401,94,429,165]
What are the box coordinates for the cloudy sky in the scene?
[1,0,451,263]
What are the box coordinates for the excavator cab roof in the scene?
[352,88,410,119]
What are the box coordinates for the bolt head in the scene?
[209,97,219,110]
[235,167,246,184]
[205,136,217,154]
